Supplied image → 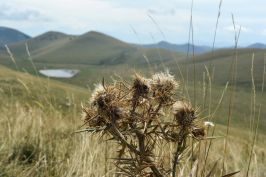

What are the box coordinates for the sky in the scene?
[0,0,266,46]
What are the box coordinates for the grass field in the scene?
[0,62,266,176]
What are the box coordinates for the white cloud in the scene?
[0,0,265,45]
[0,2,49,21]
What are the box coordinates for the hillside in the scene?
[1,31,185,66]
[1,29,266,89]
[0,31,75,59]
[0,64,88,109]
[0,26,30,46]
[0,30,186,86]
[166,48,266,87]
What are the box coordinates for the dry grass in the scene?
[0,100,112,177]
[1,43,266,176]
[0,98,265,177]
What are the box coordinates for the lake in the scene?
[39,69,79,78]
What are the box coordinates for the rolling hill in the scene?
[0,31,75,58]
[0,30,187,86]
[1,31,185,66]
[0,29,266,90]
[0,26,30,46]
[166,48,266,87]
[0,64,88,110]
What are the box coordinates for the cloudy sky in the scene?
[1,0,266,46]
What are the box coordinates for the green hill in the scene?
[0,26,30,46]
[166,48,266,87]
[0,64,88,109]
[1,31,75,59]
[0,30,186,86]
[1,31,184,66]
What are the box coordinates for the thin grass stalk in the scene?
[149,33,167,70]
[5,45,19,70]
[147,12,191,102]
[262,55,266,93]
[202,4,224,172]
[211,0,223,55]
[201,82,228,176]
[187,0,197,171]
[221,15,241,176]
[195,140,201,177]
[246,105,261,177]
[184,0,194,91]
[202,72,207,110]
[246,53,263,177]
[130,25,154,74]
[105,140,108,176]
[251,53,256,137]
[147,12,193,107]
[201,66,212,176]
[25,43,39,77]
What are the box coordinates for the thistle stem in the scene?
[172,128,187,177]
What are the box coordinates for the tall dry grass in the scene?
[1,97,265,176]
[0,98,114,177]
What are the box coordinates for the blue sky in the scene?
[1,0,266,46]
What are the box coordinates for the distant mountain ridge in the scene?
[247,43,266,49]
[141,41,213,54]
[1,26,266,56]
[0,26,31,46]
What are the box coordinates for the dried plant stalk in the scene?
[81,72,208,177]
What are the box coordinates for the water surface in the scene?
[39,69,79,78]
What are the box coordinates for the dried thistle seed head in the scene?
[87,115,106,127]
[82,106,95,120]
[90,84,105,104]
[132,73,150,97]
[192,127,206,139]
[82,106,106,127]
[90,83,129,122]
[172,101,196,127]
[91,84,117,108]
[150,71,179,104]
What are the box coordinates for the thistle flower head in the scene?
[132,73,150,97]
[172,101,196,128]
[90,83,128,122]
[150,71,179,104]
[82,106,106,127]
[90,84,105,104]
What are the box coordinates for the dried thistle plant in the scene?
[81,72,208,177]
